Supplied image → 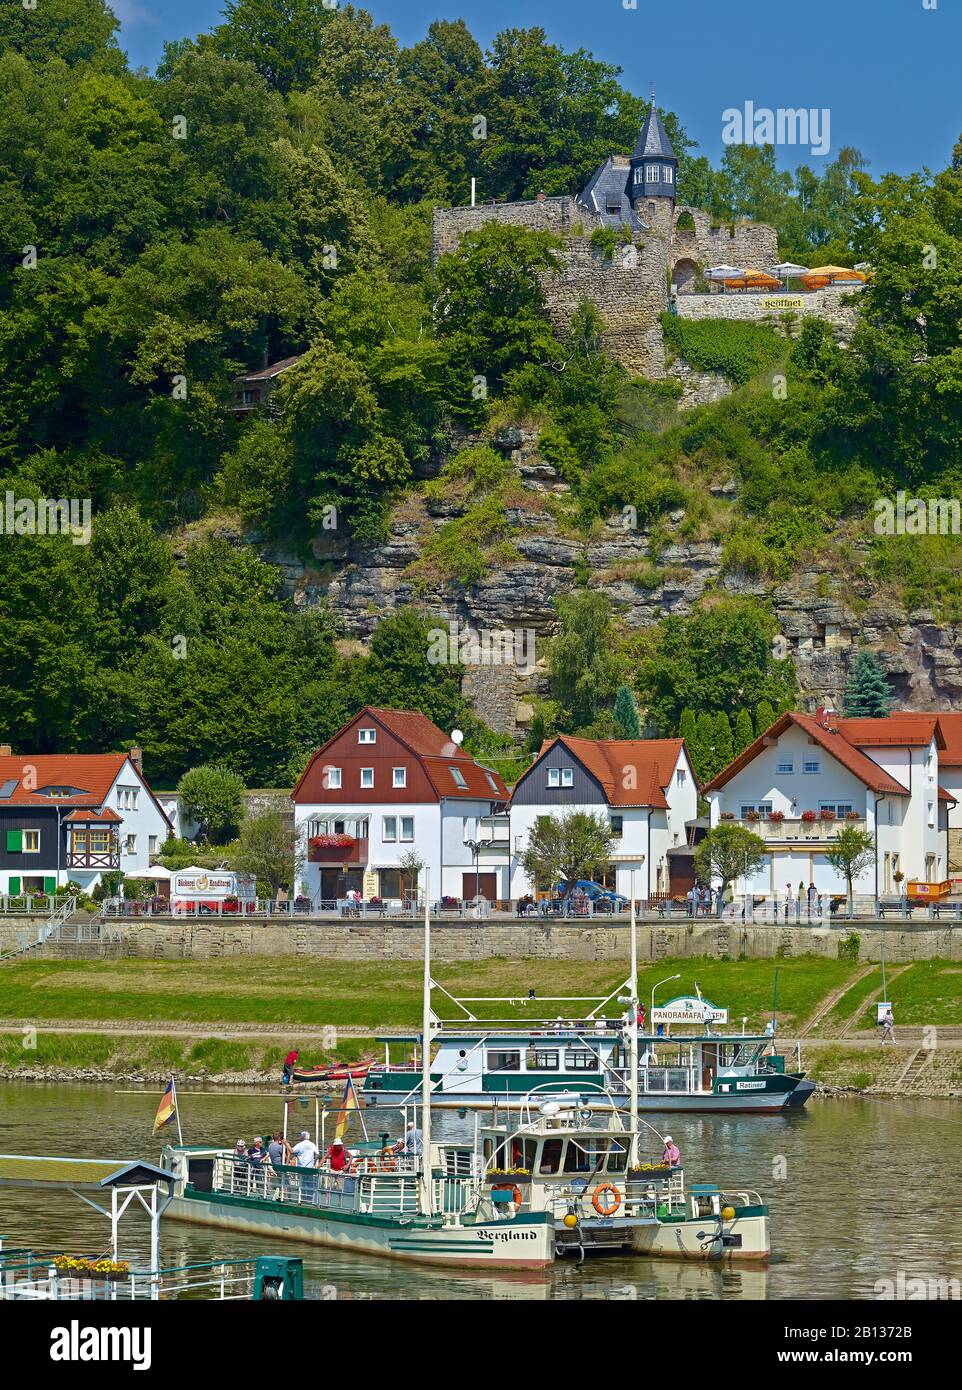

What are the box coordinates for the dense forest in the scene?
[2,0,961,786]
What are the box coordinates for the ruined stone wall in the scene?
[670,206,780,276]
[431,197,593,261]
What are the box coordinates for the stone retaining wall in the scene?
[3,917,957,963]
[674,284,862,336]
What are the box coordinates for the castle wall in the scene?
[670,206,780,280]
[674,284,863,337]
[432,197,593,261]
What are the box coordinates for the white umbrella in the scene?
[707,264,744,279]
[125,865,172,880]
[769,261,809,278]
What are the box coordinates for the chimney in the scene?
[0,744,10,756]
[129,746,143,773]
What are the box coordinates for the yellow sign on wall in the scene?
[760,295,805,309]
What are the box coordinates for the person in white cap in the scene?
[291,1129,319,1201]
[393,1120,423,1157]
[662,1135,680,1167]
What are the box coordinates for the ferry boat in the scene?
[160,882,772,1267]
[362,1006,815,1113]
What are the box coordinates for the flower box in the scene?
[800,810,817,824]
[819,808,836,821]
[767,810,785,823]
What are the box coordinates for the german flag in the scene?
[334,1075,358,1141]
[152,1078,177,1134]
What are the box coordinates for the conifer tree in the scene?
[755,699,776,735]
[734,707,755,753]
[714,711,734,772]
[613,683,642,738]
[695,712,716,781]
[843,650,892,717]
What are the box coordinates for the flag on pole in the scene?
[334,1075,358,1141]
[152,1078,177,1134]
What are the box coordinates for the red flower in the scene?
[800,810,817,823]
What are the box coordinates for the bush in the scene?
[661,314,783,385]
[589,227,618,260]
[837,931,860,962]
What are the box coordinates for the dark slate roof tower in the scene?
[628,93,677,210]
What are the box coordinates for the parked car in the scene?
[561,880,629,908]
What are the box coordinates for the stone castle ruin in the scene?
[433,103,854,379]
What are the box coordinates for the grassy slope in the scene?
[0,955,857,1030]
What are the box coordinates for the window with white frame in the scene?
[450,767,468,789]
[360,768,374,788]
[324,766,341,789]
[663,166,674,184]
[383,816,397,842]
[819,802,854,818]
[645,164,660,181]
[485,772,500,792]
[776,757,794,774]
[927,801,935,828]
[125,834,137,855]
[740,802,773,818]
[358,728,376,744]
[400,816,414,842]
[802,758,820,774]
[548,768,560,788]
[392,767,406,788]
[149,835,158,854]
[23,829,40,853]
[676,768,686,786]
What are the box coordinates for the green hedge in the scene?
[661,314,783,385]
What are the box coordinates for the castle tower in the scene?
[628,92,677,233]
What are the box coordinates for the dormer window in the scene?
[485,773,499,792]
[358,728,376,744]
[450,767,468,789]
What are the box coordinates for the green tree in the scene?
[613,684,642,738]
[0,0,122,70]
[734,708,755,754]
[694,823,768,903]
[755,700,777,735]
[360,608,472,738]
[211,0,338,94]
[843,651,893,717]
[714,711,734,773]
[176,765,247,844]
[694,713,716,781]
[233,807,303,895]
[825,826,876,916]
[543,591,623,733]
[520,810,614,892]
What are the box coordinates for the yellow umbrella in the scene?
[801,265,866,287]
[723,268,782,290]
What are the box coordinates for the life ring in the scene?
[492,1182,523,1208]
[592,1183,621,1216]
[348,1156,364,1173]
[380,1149,397,1171]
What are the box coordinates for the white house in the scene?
[508,735,698,900]
[702,710,954,898]
[0,747,173,896]
[291,708,509,904]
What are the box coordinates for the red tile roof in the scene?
[0,753,172,829]
[703,713,911,796]
[881,711,962,765]
[292,708,509,804]
[515,736,687,808]
[835,716,945,749]
[64,807,123,823]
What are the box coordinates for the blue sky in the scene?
[114,0,961,175]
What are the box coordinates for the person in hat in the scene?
[393,1120,423,1157]
[662,1135,680,1167]
[326,1138,351,1172]
[231,1139,248,1193]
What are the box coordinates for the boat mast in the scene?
[628,871,639,1165]
[420,869,434,1215]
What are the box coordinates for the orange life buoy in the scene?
[492,1182,523,1208]
[380,1149,397,1171]
[592,1182,621,1216]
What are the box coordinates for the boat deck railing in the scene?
[0,1254,273,1301]
[210,1155,478,1219]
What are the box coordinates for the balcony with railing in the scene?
[726,815,868,843]
[307,835,369,865]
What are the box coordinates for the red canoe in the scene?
[290,1062,374,1084]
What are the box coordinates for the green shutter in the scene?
[8,876,20,896]
[44,876,57,895]
[6,829,22,853]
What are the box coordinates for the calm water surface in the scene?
[1,1083,960,1300]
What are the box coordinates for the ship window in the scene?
[486,1050,520,1072]
[564,1048,599,1071]
[539,1139,563,1174]
[529,1049,559,1070]
[606,1141,628,1173]
[564,1141,594,1174]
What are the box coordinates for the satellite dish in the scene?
[450,729,464,745]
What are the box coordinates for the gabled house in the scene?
[0,747,172,896]
[508,736,698,900]
[291,708,509,904]
[702,710,955,898]
[231,354,303,416]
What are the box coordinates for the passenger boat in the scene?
[362,1011,814,1113]
[160,882,772,1267]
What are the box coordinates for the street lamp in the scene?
[463,838,480,902]
[651,973,681,1021]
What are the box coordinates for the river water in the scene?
[1,1083,959,1301]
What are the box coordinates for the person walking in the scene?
[880,1007,896,1045]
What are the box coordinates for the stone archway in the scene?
[672,257,699,294]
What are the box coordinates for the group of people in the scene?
[686,884,724,917]
[229,1121,424,1201]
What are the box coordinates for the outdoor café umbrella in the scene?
[801,264,866,288]
[124,865,172,880]
[707,264,744,280]
[722,267,781,290]
[769,261,809,284]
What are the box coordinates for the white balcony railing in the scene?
[728,816,867,842]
